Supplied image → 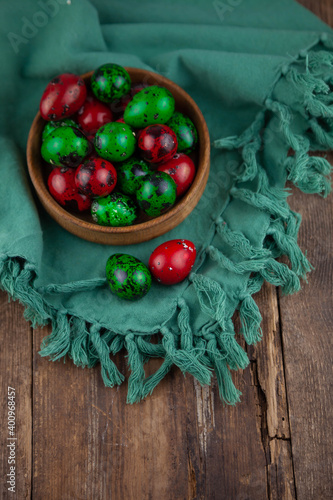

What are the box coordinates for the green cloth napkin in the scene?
[1,0,332,403]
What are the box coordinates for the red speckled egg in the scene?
[149,239,196,285]
[138,124,178,164]
[40,73,87,121]
[77,96,113,134]
[75,157,117,198]
[157,153,196,197]
[48,167,91,211]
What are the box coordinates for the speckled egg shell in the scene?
[116,158,151,195]
[77,95,113,134]
[167,112,198,153]
[91,192,137,226]
[41,126,91,168]
[91,64,131,103]
[75,157,117,198]
[94,122,136,162]
[157,153,196,197]
[149,239,196,285]
[137,124,178,164]
[124,86,175,128]
[40,73,87,121]
[106,253,152,300]
[47,167,91,212]
[42,119,79,141]
[136,171,177,217]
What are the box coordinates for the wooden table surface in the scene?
[1,1,332,499]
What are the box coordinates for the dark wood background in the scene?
[1,1,332,498]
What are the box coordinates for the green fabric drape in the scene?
[1,0,332,403]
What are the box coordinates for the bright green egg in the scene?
[136,172,177,217]
[42,119,79,141]
[41,126,90,167]
[117,157,151,195]
[106,253,152,300]
[167,112,198,153]
[94,122,136,162]
[91,63,131,103]
[124,85,175,128]
[91,192,137,226]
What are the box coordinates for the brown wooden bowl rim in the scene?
[27,67,210,236]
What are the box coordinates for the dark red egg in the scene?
[75,157,117,198]
[149,239,196,285]
[116,117,126,124]
[47,167,91,211]
[138,124,178,164]
[157,153,196,197]
[77,96,113,134]
[40,73,87,121]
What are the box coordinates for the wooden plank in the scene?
[278,178,333,500]
[0,292,32,499]
[32,282,297,500]
[297,0,333,24]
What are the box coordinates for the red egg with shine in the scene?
[48,167,91,212]
[157,153,196,197]
[75,157,117,198]
[149,239,196,285]
[77,96,113,134]
[138,124,178,164]
[40,73,87,121]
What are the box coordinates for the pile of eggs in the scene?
[40,63,198,226]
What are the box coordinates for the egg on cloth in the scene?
[47,167,91,212]
[91,192,137,226]
[75,157,117,198]
[136,171,177,217]
[106,253,152,300]
[39,73,87,121]
[149,239,196,285]
[41,126,91,168]
[94,122,136,162]
[124,85,175,128]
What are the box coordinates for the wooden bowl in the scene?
[26,68,210,245]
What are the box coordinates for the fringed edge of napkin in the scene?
[1,36,332,404]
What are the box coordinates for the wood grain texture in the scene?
[0,1,332,499]
[278,177,333,499]
[0,292,32,499]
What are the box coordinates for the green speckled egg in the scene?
[94,122,136,162]
[167,112,198,153]
[124,85,175,128]
[117,157,151,195]
[91,63,131,103]
[106,253,152,300]
[42,119,79,141]
[136,172,177,217]
[91,192,137,226]
[41,126,90,167]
